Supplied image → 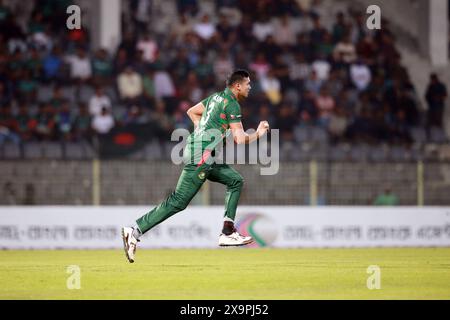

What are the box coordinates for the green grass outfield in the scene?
[0,248,449,299]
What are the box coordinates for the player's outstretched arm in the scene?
[187,102,205,129]
[229,121,270,144]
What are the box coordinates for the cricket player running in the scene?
[122,69,270,263]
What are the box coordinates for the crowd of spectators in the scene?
[0,0,448,153]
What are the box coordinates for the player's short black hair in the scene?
[226,69,250,87]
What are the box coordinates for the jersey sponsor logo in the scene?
[213,95,224,103]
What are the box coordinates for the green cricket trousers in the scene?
[136,161,244,234]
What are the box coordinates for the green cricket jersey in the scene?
[183,87,242,165]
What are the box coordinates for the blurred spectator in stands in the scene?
[26,47,42,80]
[121,105,149,126]
[299,89,318,123]
[272,55,290,93]
[16,103,33,142]
[56,101,74,141]
[425,73,447,131]
[3,15,27,54]
[249,53,270,81]
[328,107,348,144]
[137,33,158,63]
[132,0,151,35]
[177,0,198,16]
[17,70,38,104]
[236,14,255,50]
[289,52,310,90]
[2,181,17,205]
[92,106,115,135]
[169,48,191,86]
[43,46,63,83]
[259,35,282,63]
[170,13,193,44]
[180,71,203,103]
[73,103,91,141]
[49,86,65,110]
[0,81,10,107]
[310,15,327,53]
[34,103,56,141]
[92,48,113,86]
[142,68,155,108]
[114,48,130,74]
[312,52,331,81]
[213,51,234,86]
[216,13,236,51]
[276,103,296,143]
[0,0,11,25]
[333,34,357,65]
[89,86,111,117]
[304,70,323,95]
[0,104,20,145]
[23,183,36,205]
[350,58,371,91]
[315,86,335,127]
[65,47,92,84]
[332,11,348,43]
[117,66,143,107]
[316,31,334,58]
[294,33,313,62]
[252,13,274,42]
[153,67,176,101]
[261,69,282,105]
[274,14,296,47]
[149,100,174,141]
[194,14,216,43]
[373,187,398,206]
[194,51,214,88]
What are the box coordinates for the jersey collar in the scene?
[224,87,238,101]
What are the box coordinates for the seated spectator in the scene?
[0,104,20,145]
[252,14,274,42]
[92,106,115,135]
[42,46,63,83]
[289,52,310,89]
[92,48,113,86]
[73,103,91,141]
[89,86,112,117]
[34,103,56,141]
[333,34,357,64]
[304,70,323,95]
[311,53,331,81]
[260,69,282,105]
[193,14,216,42]
[425,73,447,131]
[170,13,193,44]
[153,67,176,100]
[315,87,335,127]
[328,107,348,144]
[65,47,92,83]
[149,100,174,141]
[249,53,270,80]
[136,33,158,63]
[15,103,33,142]
[373,187,399,206]
[17,70,38,104]
[215,13,236,50]
[276,103,296,142]
[55,101,74,141]
[213,51,234,86]
[117,66,143,106]
[49,86,65,110]
[350,58,372,91]
[273,14,296,47]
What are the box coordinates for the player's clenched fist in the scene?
[257,120,270,137]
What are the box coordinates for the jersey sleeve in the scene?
[224,101,242,123]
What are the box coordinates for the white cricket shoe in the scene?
[121,227,139,263]
[219,232,254,246]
